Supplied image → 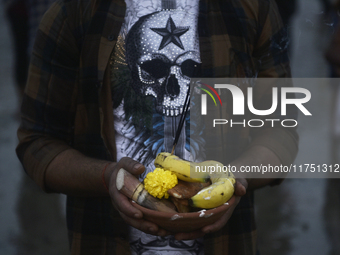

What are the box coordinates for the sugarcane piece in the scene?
[116,168,176,213]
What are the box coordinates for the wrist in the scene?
[102,162,115,194]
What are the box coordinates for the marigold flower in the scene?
[144,168,178,199]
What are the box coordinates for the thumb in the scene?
[118,157,145,176]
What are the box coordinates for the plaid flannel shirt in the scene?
[16,0,298,254]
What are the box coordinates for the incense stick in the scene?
[171,86,191,155]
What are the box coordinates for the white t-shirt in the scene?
[111,0,204,254]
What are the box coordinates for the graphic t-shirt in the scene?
[111,0,205,254]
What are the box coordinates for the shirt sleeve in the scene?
[16,0,80,191]
[249,0,298,166]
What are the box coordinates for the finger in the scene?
[119,212,170,236]
[174,230,205,241]
[157,228,171,237]
[201,197,241,234]
[201,211,230,234]
[111,192,143,219]
[120,212,159,234]
[118,157,145,175]
[234,179,247,196]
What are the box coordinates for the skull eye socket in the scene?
[140,59,170,79]
[181,59,201,78]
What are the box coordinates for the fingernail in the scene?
[148,227,156,233]
[134,163,143,170]
[158,230,169,237]
[134,213,140,218]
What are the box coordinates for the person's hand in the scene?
[106,157,170,236]
[174,178,248,240]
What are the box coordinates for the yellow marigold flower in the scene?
[144,168,178,199]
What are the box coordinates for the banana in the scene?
[154,152,209,183]
[189,176,235,209]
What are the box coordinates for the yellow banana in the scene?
[154,152,209,183]
[189,177,235,209]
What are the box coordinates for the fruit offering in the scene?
[147,152,236,211]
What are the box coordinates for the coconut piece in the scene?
[167,180,211,199]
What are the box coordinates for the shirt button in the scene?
[107,35,114,41]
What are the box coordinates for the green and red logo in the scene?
[198,82,222,110]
